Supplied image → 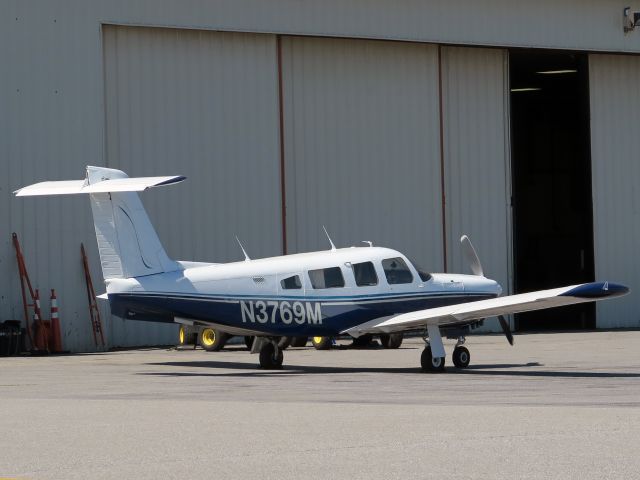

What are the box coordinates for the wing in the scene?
[342,282,629,337]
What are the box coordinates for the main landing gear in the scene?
[255,338,284,369]
[420,326,471,373]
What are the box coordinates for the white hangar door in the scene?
[102,26,282,346]
[589,54,640,328]
[281,37,443,270]
[440,46,512,333]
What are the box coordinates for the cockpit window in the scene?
[280,275,302,290]
[352,261,378,286]
[308,267,345,289]
[408,258,432,282]
[381,257,414,284]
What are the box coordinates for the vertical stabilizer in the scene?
[86,166,180,279]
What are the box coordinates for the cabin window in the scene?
[408,258,432,282]
[382,257,414,284]
[308,267,345,289]
[353,261,378,286]
[280,275,302,290]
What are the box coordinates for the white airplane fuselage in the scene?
[106,246,502,337]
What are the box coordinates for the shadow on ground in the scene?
[140,359,640,378]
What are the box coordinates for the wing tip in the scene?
[561,282,629,299]
[154,175,186,187]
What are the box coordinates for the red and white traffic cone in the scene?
[50,289,63,353]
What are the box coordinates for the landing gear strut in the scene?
[258,339,284,369]
[420,324,446,373]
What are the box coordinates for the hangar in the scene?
[1,1,639,351]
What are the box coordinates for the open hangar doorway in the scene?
[509,50,595,331]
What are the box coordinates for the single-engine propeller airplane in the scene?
[15,166,629,371]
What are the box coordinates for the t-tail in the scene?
[14,166,185,280]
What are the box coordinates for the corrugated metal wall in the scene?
[1,2,105,353]
[281,37,443,269]
[441,46,512,332]
[589,54,640,329]
[9,0,639,54]
[102,26,282,345]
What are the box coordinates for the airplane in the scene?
[15,166,630,371]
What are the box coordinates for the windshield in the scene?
[408,258,432,282]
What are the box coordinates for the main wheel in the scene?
[199,328,229,352]
[258,342,283,369]
[244,336,254,350]
[178,325,187,345]
[452,346,470,368]
[311,336,332,350]
[420,346,445,372]
[290,336,308,348]
[380,333,403,349]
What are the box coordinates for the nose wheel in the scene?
[452,345,470,369]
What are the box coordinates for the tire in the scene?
[290,336,308,348]
[244,336,254,350]
[178,325,186,345]
[452,346,470,368]
[420,346,445,372]
[311,336,332,350]
[380,333,403,349]
[258,342,283,369]
[199,328,229,352]
[351,334,373,348]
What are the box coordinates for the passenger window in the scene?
[280,275,302,290]
[308,267,345,289]
[353,261,378,287]
[382,257,414,284]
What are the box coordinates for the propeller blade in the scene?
[498,315,514,346]
[460,235,484,277]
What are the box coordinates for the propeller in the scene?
[498,315,514,346]
[460,235,484,277]
[460,234,513,345]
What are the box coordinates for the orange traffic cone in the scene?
[33,289,49,352]
[49,289,63,353]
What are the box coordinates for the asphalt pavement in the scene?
[1,331,640,479]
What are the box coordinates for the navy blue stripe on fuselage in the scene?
[108,291,495,336]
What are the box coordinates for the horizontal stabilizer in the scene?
[15,175,185,196]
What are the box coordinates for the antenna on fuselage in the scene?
[361,241,373,247]
[322,226,337,251]
[235,236,251,261]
